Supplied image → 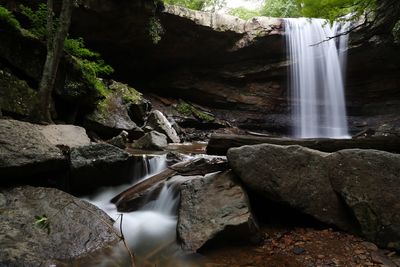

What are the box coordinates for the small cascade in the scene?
[132,154,167,182]
[285,18,350,139]
[85,154,190,266]
[143,182,180,215]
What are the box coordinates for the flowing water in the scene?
[285,18,350,139]
[85,154,199,266]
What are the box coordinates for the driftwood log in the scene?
[111,157,227,212]
[206,134,400,155]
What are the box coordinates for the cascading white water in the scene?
[285,18,350,139]
[85,154,204,266]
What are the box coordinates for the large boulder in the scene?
[133,130,168,151]
[329,149,400,251]
[70,143,134,194]
[38,124,91,148]
[146,110,180,143]
[228,144,400,251]
[0,186,119,267]
[177,170,258,252]
[0,119,67,179]
[227,144,357,231]
[84,81,144,139]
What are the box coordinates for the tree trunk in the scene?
[36,0,74,123]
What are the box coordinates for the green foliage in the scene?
[298,0,376,23]
[0,5,21,30]
[65,38,114,77]
[74,58,108,96]
[261,0,301,18]
[230,0,301,19]
[164,0,210,10]
[147,16,164,44]
[64,38,113,96]
[20,3,50,39]
[229,7,260,20]
[164,0,226,11]
[33,215,50,234]
[64,37,100,58]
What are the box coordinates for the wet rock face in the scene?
[0,119,67,179]
[177,170,258,252]
[227,144,357,232]
[228,144,400,251]
[69,3,400,133]
[70,143,134,195]
[329,149,400,251]
[133,130,168,150]
[146,110,180,143]
[69,3,287,116]
[0,186,119,267]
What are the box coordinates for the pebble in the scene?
[293,247,305,255]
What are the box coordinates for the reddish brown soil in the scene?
[202,226,400,267]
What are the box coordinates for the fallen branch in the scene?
[117,214,136,267]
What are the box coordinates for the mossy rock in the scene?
[108,80,151,126]
[55,56,103,107]
[176,100,215,122]
[0,66,37,118]
[84,81,145,139]
[109,80,142,104]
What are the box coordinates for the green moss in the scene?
[176,100,215,122]
[95,97,113,122]
[0,5,21,31]
[176,101,192,116]
[64,38,114,77]
[72,56,109,97]
[109,81,142,104]
[20,4,49,39]
[192,108,214,122]
[64,37,100,58]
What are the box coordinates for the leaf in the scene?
[33,214,51,235]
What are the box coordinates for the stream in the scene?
[83,145,205,267]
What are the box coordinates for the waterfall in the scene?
[285,18,350,139]
[84,154,191,266]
